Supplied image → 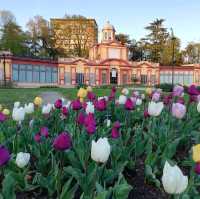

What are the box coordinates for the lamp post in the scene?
[171,28,176,88]
[0,51,12,86]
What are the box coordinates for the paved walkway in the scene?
[39,91,65,104]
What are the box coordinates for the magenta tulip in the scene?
[87,91,96,101]
[111,127,120,139]
[77,112,85,125]
[84,113,96,127]
[144,109,149,118]
[195,162,200,175]
[54,99,62,109]
[86,124,96,135]
[62,107,68,116]
[0,146,10,166]
[53,132,72,151]
[71,100,82,110]
[96,98,107,111]
[40,127,49,138]
[34,133,41,143]
[113,121,121,129]
[0,112,6,122]
[125,98,134,110]
[188,85,199,95]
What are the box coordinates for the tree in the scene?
[143,18,169,63]
[26,15,57,58]
[0,10,16,27]
[115,33,131,45]
[182,42,200,64]
[0,21,29,55]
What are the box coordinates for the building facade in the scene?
[0,22,200,87]
[51,18,98,56]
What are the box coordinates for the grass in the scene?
[0,87,120,108]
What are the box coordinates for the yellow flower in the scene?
[80,97,84,103]
[77,88,87,98]
[145,87,152,95]
[34,97,42,106]
[192,144,200,162]
[0,104,2,111]
[87,86,92,92]
[2,108,10,115]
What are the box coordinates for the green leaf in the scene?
[2,173,16,199]
[94,191,108,199]
[60,177,78,199]
[113,182,132,199]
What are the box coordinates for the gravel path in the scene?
[39,91,65,104]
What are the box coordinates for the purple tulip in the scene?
[113,121,121,129]
[195,162,200,175]
[177,97,185,105]
[173,85,184,97]
[0,112,6,122]
[111,127,120,139]
[152,92,160,102]
[172,103,186,119]
[125,98,134,110]
[86,124,96,135]
[190,95,197,103]
[163,95,172,105]
[144,109,150,118]
[188,85,199,95]
[95,99,107,111]
[87,92,96,101]
[34,133,41,143]
[77,112,85,125]
[0,146,10,166]
[62,107,68,116]
[54,99,62,109]
[40,127,49,138]
[71,100,82,110]
[84,113,96,127]
[53,132,72,151]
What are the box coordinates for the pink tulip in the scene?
[172,103,186,119]
[34,133,41,143]
[62,107,68,116]
[0,112,6,122]
[113,121,121,129]
[77,112,85,125]
[111,127,120,139]
[125,98,134,110]
[40,127,49,138]
[173,85,184,97]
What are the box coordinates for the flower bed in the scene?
[1,85,200,199]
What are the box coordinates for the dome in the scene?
[103,21,115,31]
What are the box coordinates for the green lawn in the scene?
[0,87,119,108]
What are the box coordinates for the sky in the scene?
[1,0,200,48]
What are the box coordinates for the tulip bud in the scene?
[0,146,10,166]
[34,133,41,143]
[53,132,72,151]
[86,124,96,135]
[125,98,134,110]
[16,152,30,168]
[111,127,120,139]
[91,138,111,163]
[40,127,49,138]
[71,100,82,110]
[194,162,200,175]
[0,112,6,122]
[62,106,68,116]
[54,99,62,109]
[34,97,42,106]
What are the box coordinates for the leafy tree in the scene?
[0,21,29,56]
[143,18,169,63]
[115,33,131,45]
[0,10,16,27]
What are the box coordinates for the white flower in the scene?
[29,119,34,128]
[141,94,145,100]
[106,119,111,127]
[136,98,142,106]
[162,161,188,194]
[121,88,129,95]
[14,101,20,108]
[118,95,127,105]
[148,101,164,116]
[86,102,94,114]
[197,102,200,113]
[61,98,65,103]
[65,101,71,109]
[42,103,52,114]
[24,103,34,114]
[133,91,139,97]
[16,152,30,168]
[98,96,108,101]
[12,107,25,122]
[91,138,111,163]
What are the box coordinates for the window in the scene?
[33,66,40,82]
[26,65,32,83]
[12,64,19,81]
[141,75,147,84]
[46,67,52,83]
[40,66,46,83]
[19,64,26,82]
[52,68,58,83]
[76,73,84,84]
[122,74,128,84]
[101,72,107,85]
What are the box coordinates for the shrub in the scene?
[155,83,173,92]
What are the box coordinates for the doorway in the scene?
[110,68,118,84]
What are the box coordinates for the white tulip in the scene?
[141,94,145,100]
[14,101,20,108]
[86,102,94,114]
[121,88,129,96]
[106,119,111,127]
[42,103,52,114]
[162,161,188,194]
[197,102,200,113]
[148,101,164,116]
[24,103,34,114]
[118,95,127,105]
[91,138,111,163]
[136,98,142,106]
[12,107,25,122]
[16,152,30,168]
[65,101,71,109]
